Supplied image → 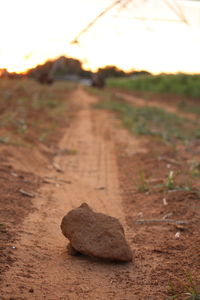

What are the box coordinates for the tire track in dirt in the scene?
[0,88,137,300]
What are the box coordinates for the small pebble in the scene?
[163,198,168,206]
[175,231,181,239]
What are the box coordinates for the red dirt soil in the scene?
[0,86,199,299]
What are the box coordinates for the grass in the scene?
[94,96,200,143]
[167,273,200,300]
[177,100,200,117]
[0,136,10,144]
[0,79,76,146]
[166,170,175,190]
[153,171,195,193]
[93,90,200,193]
[107,74,200,99]
[191,162,200,177]
[137,171,149,192]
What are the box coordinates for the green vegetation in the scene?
[94,97,200,143]
[0,79,76,146]
[178,100,200,116]
[26,56,90,79]
[154,171,195,193]
[191,161,200,177]
[137,171,149,192]
[167,273,200,300]
[107,74,200,99]
[166,170,175,190]
[0,136,10,144]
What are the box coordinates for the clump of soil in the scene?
[61,203,133,262]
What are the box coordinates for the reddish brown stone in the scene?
[61,203,133,262]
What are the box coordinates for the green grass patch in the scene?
[107,74,200,99]
[167,273,200,300]
[94,97,200,143]
[137,171,149,192]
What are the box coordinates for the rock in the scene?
[61,203,133,262]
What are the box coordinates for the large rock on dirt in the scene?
[60,203,133,262]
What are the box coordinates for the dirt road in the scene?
[0,87,199,300]
[0,88,136,300]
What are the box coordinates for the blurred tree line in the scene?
[25,56,152,80]
[0,55,152,83]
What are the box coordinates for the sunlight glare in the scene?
[0,0,200,74]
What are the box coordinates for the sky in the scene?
[0,0,200,74]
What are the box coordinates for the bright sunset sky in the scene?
[0,0,200,74]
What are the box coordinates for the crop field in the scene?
[0,79,199,300]
[108,74,200,99]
